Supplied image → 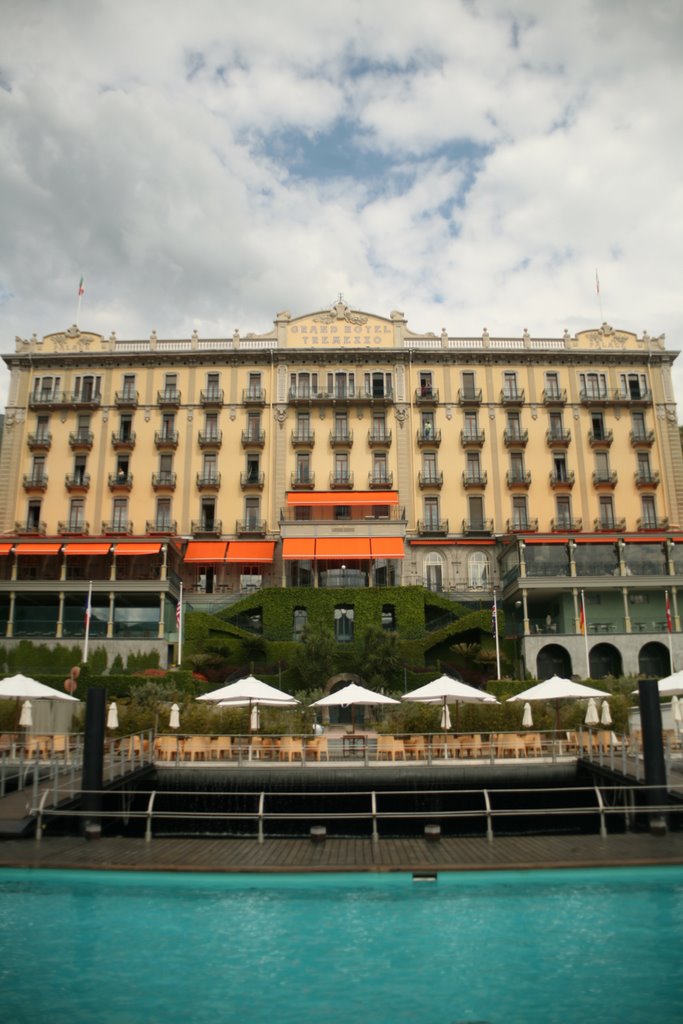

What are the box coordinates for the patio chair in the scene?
[376,735,405,761]
[493,733,525,759]
[182,736,212,762]
[305,737,329,762]
[404,735,427,760]
[210,735,233,760]
[523,732,543,758]
[155,735,184,762]
[278,736,303,762]
[24,735,49,760]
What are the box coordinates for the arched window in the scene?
[292,607,307,640]
[334,606,354,642]
[468,552,489,589]
[381,604,396,631]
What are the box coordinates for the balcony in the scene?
[368,429,392,448]
[197,472,221,491]
[330,430,353,448]
[330,473,354,489]
[112,430,136,451]
[593,517,626,533]
[22,474,48,492]
[115,389,139,409]
[154,430,179,450]
[191,519,222,536]
[458,388,482,406]
[240,472,264,490]
[69,430,94,451]
[29,390,66,410]
[579,388,610,406]
[198,430,222,450]
[506,471,531,489]
[152,472,177,491]
[462,518,494,535]
[236,518,267,536]
[546,429,571,448]
[506,518,539,533]
[636,516,669,531]
[550,517,583,533]
[542,388,567,406]
[69,389,102,410]
[500,388,525,406]
[369,472,393,489]
[65,473,90,493]
[27,432,52,452]
[243,387,266,406]
[634,470,660,489]
[145,519,177,535]
[157,389,181,408]
[15,520,47,536]
[616,387,651,406]
[592,470,617,488]
[415,387,439,405]
[199,388,224,407]
[102,520,134,535]
[588,429,613,448]
[417,518,449,535]
[459,429,483,448]
[461,471,486,489]
[549,471,575,489]
[290,472,315,489]
[630,429,655,447]
[291,430,315,448]
[503,428,528,448]
[58,520,90,536]
[108,472,133,491]
[241,429,265,448]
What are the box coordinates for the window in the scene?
[466,452,480,481]
[334,606,354,642]
[163,373,177,398]
[245,454,259,482]
[503,372,519,399]
[334,412,349,440]
[419,371,433,397]
[35,415,50,439]
[296,411,311,439]
[200,497,216,530]
[545,372,560,398]
[296,453,310,483]
[118,414,133,441]
[205,412,219,439]
[468,495,484,529]
[203,453,218,481]
[553,453,568,481]
[112,498,128,529]
[122,374,136,398]
[206,372,220,397]
[291,372,317,398]
[293,607,308,640]
[637,452,652,479]
[512,496,528,529]
[463,411,478,438]
[549,411,564,438]
[26,500,41,529]
[334,505,351,520]
[329,372,354,398]
[595,451,611,481]
[162,413,175,438]
[244,497,260,528]
[381,605,396,631]
[631,412,646,439]
[34,375,60,399]
[599,496,615,528]
[641,495,657,527]
[156,498,172,529]
[159,454,173,482]
[591,412,606,440]
[68,499,84,530]
[620,372,648,399]
[334,452,349,483]
[555,496,572,527]
[73,455,87,483]
[31,456,45,482]
[580,372,607,399]
[510,452,525,482]
[373,412,387,438]
[423,452,438,481]
[74,375,101,400]
[246,412,260,441]
[373,452,388,484]
[424,496,440,527]
[468,552,489,589]
[116,456,129,480]
[507,411,522,438]
[76,414,90,440]
[247,372,261,399]
[461,371,476,399]
[365,371,391,398]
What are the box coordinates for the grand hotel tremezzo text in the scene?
[1,300,682,679]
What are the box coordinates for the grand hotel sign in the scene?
[285,301,395,348]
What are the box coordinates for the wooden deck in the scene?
[1,831,683,875]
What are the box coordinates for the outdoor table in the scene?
[342,734,368,758]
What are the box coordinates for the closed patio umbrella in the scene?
[19,700,32,728]
[585,698,599,726]
[169,704,180,730]
[600,700,612,727]
[522,702,533,728]
[107,702,119,729]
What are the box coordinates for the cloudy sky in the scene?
[1,0,682,409]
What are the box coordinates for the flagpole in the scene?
[177,581,183,666]
[666,590,674,672]
[493,589,501,680]
[83,580,93,663]
[581,589,590,678]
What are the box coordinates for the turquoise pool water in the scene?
[1,866,682,1024]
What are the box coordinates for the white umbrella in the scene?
[197,675,298,706]
[403,674,498,732]
[311,682,399,732]
[440,704,451,730]
[19,699,32,727]
[632,670,683,697]
[107,701,119,729]
[600,700,612,726]
[585,698,599,726]
[0,673,80,702]
[522,702,533,728]
[250,705,260,732]
[507,675,609,730]
[169,703,180,730]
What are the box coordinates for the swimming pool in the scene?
[1,866,682,1024]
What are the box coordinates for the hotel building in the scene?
[1,300,682,677]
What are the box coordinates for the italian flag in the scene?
[78,276,85,296]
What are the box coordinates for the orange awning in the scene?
[184,541,229,563]
[286,490,398,506]
[282,539,316,560]
[410,539,459,546]
[63,543,112,556]
[370,538,404,559]
[524,538,569,545]
[315,538,371,560]
[624,536,668,543]
[14,543,62,556]
[225,541,275,563]
[114,543,162,556]
[575,537,617,544]
[0,544,13,555]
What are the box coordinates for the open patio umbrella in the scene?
[402,674,498,732]
[0,674,80,702]
[585,698,599,726]
[198,676,299,748]
[310,682,399,732]
[600,700,612,727]
[169,704,180,730]
[507,675,609,730]
[632,670,683,697]
[672,696,682,735]
[107,702,119,730]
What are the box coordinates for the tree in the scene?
[293,624,337,691]
[350,627,401,691]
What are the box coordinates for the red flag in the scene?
[176,601,181,629]
[666,593,672,633]
[78,276,85,297]
[579,603,585,634]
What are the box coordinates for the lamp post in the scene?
[341,563,347,587]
